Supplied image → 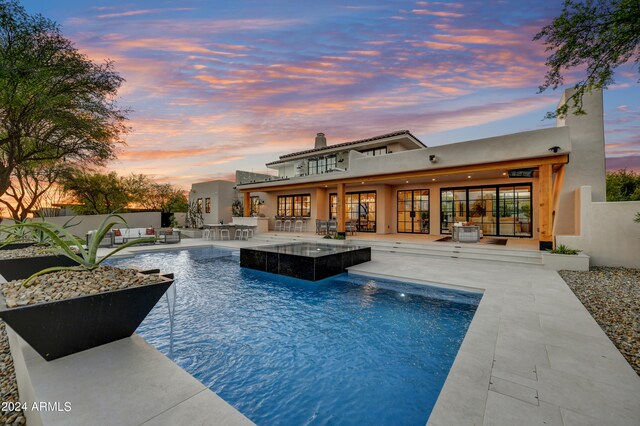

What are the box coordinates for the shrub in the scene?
[549,244,581,255]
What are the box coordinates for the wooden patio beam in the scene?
[337,182,346,234]
[539,164,553,249]
[243,192,251,217]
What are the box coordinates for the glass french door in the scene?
[440,184,532,237]
[329,192,377,232]
[397,190,430,233]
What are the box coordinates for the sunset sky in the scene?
[22,0,640,188]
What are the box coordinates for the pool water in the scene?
[107,247,481,425]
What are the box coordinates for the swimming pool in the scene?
[108,247,481,425]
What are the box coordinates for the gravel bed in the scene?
[0,246,53,261]
[0,322,26,425]
[559,267,639,375]
[1,266,164,308]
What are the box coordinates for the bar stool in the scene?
[219,228,230,240]
[242,229,250,240]
[294,219,303,232]
[275,219,282,231]
[283,219,292,232]
[234,227,243,240]
[246,227,254,238]
[202,229,212,240]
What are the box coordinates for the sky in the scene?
[21,0,640,188]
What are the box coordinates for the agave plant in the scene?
[4,214,158,286]
[0,219,30,247]
[30,216,83,246]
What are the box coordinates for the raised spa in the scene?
[240,243,371,281]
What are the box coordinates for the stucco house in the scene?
[236,89,607,251]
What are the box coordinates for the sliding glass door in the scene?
[397,190,430,233]
[440,184,532,237]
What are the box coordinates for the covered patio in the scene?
[239,154,568,250]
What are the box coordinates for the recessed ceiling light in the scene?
[502,172,507,176]
[361,181,365,184]
[467,175,472,179]
[405,180,409,183]
[432,178,436,181]
[324,185,327,188]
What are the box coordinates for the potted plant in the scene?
[0,219,35,251]
[0,214,173,361]
[0,217,84,280]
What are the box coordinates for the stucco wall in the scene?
[189,180,236,224]
[557,186,640,267]
[554,89,606,235]
[1,212,162,238]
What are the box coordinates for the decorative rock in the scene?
[0,245,53,261]
[0,322,24,425]
[560,267,639,375]
[1,266,164,308]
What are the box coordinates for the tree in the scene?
[0,160,73,220]
[0,1,127,196]
[61,170,187,215]
[534,0,640,117]
[606,169,640,201]
[61,170,130,214]
[136,182,188,213]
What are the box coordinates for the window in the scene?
[308,155,337,175]
[329,191,377,232]
[196,198,203,213]
[440,184,532,237]
[361,147,387,157]
[205,198,211,213]
[277,194,311,217]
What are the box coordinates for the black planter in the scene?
[0,272,173,361]
[0,242,35,251]
[0,255,80,281]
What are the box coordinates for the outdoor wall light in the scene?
[429,154,438,163]
[548,146,561,153]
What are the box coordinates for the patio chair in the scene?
[328,220,337,235]
[345,221,356,236]
[316,220,328,234]
[86,230,114,248]
[157,229,181,244]
[294,219,304,232]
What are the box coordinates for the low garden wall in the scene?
[557,186,640,268]
[1,212,162,238]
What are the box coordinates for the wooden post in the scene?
[539,164,553,250]
[551,164,565,236]
[337,183,346,235]
[243,192,251,217]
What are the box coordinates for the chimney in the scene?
[315,132,327,149]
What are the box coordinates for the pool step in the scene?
[249,234,543,266]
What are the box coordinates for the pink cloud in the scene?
[97,8,194,19]
[348,50,382,56]
[413,40,466,51]
[411,9,464,18]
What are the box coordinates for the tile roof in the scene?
[266,130,425,166]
